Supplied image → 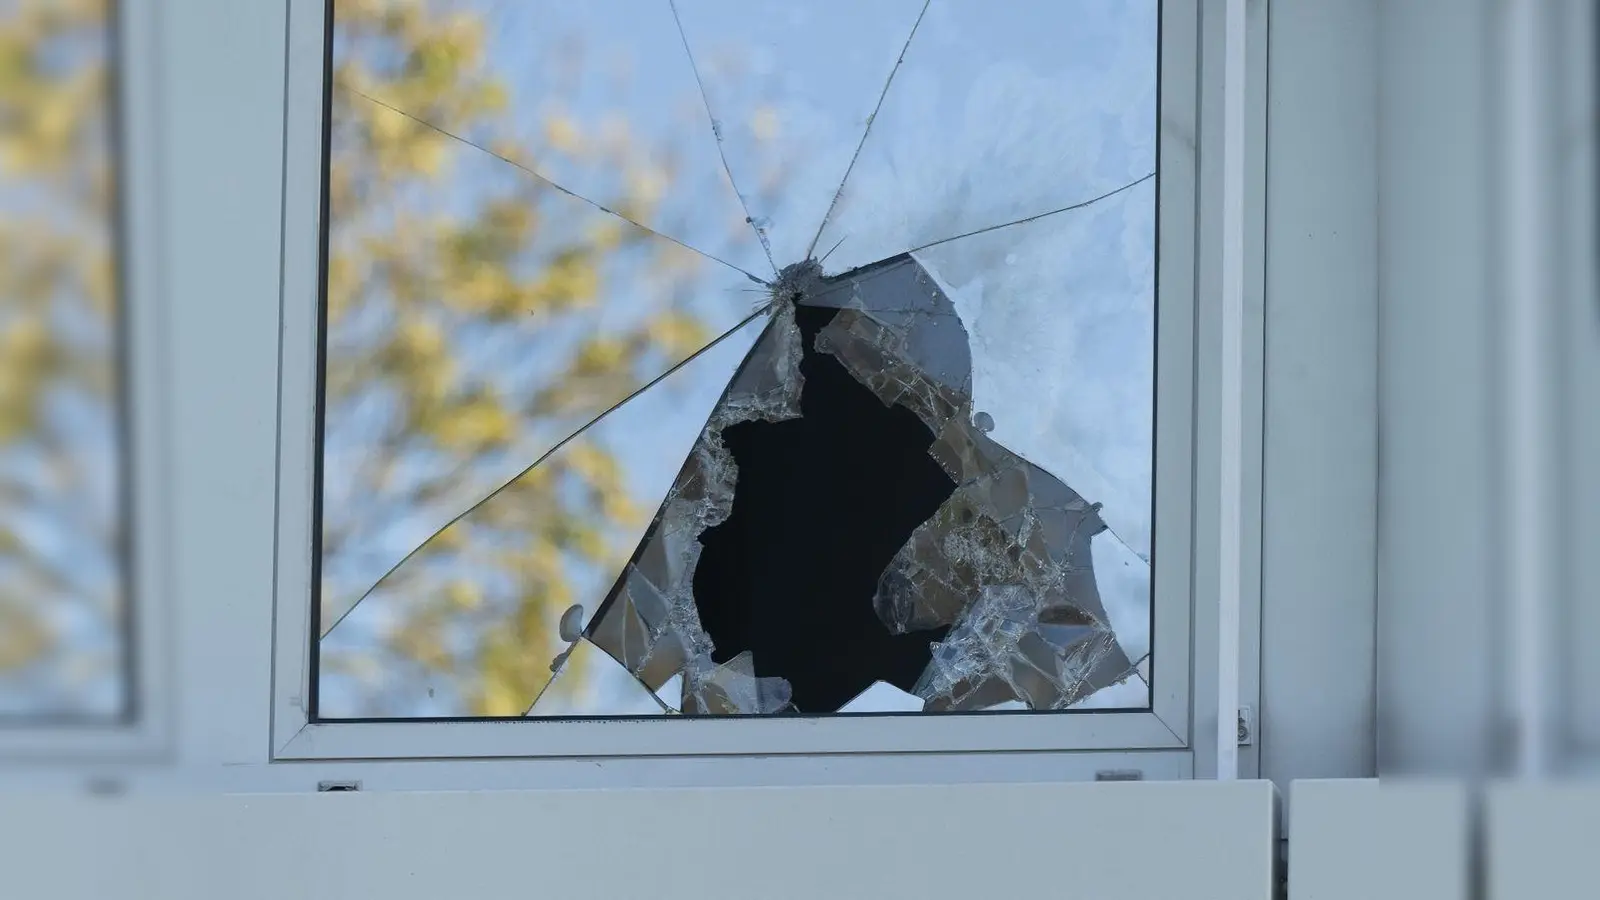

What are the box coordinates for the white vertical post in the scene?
[1500,0,1553,780]
[1216,0,1248,781]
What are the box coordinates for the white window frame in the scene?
[262,0,1263,770]
[0,0,173,764]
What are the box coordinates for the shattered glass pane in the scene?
[316,0,1156,719]
[916,179,1156,562]
[839,680,926,714]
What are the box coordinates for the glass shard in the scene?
[585,254,1135,713]
[526,639,672,717]
[654,672,685,712]
[839,680,926,713]
[915,176,1156,561]
[1091,524,1152,671]
[680,650,793,715]
[1066,666,1150,709]
[913,586,1122,712]
[819,257,1134,707]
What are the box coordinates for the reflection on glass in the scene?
[317,0,1156,719]
[320,309,764,718]
[0,0,128,720]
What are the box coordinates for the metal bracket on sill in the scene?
[1094,769,1145,782]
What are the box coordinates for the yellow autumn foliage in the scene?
[317,0,727,717]
[3,0,732,719]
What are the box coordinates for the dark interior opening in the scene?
[692,302,957,713]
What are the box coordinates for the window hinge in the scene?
[1238,706,1255,746]
[316,780,361,793]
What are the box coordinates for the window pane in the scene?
[0,0,129,721]
[314,0,1156,720]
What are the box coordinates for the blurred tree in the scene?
[0,0,121,711]
[0,0,744,717]
[319,0,732,717]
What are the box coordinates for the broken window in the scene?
[314,0,1155,719]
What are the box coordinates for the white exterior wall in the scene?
[1374,0,1600,778]
[1259,0,1380,790]
[1374,0,1501,779]
[1,782,1279,900]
